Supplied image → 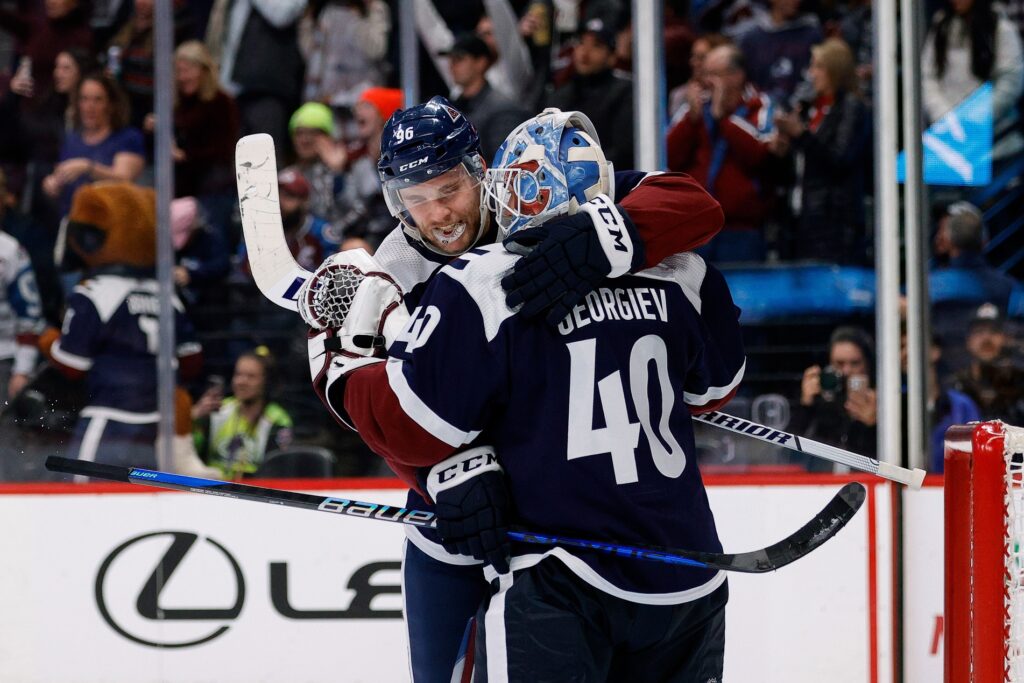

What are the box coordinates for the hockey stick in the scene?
[235,133,308,311]
[46,456,864,574]
[694,411,927,489]
[234,134,924,489]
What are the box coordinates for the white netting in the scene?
[312,266,364,328]
[1006,423,1024,680]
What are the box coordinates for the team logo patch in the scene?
[443,105,461,122]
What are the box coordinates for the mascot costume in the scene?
[40,182,216,475]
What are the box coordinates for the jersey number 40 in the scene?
[566,335,686,485]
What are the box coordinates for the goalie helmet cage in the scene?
[945,421,1024,682]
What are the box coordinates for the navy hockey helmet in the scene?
[378,96,489,254]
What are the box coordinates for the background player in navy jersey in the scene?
[299,100,726,681]
[306,110,745,681]
[40,183,202,470]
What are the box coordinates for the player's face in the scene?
[829,341,867,378]
[232,357,266,404]
[399,165,483,254]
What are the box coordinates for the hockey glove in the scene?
[501,194,645,327]
[423,446,512,574]
[298,248,404,334]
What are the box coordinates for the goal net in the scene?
[945,421,1024,682]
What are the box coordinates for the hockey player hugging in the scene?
[302,104,742,681]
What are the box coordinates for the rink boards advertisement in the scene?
[0,477,942,683]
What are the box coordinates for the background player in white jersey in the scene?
[0,228,43,402]
[300,99,726,681]
[306,110,745,680]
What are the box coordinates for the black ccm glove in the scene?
[421,446,512,574]
[501,194,645,326]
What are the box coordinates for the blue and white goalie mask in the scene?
[484,108,613,240]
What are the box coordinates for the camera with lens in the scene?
[819,366,845,402]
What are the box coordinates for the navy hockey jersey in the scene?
[50,276,201,418]
[364,171,725,562]
[338,245,745,602]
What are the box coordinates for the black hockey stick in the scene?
[46,456,865,574]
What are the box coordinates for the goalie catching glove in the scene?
[306,252,409,394]
[501,194,645,327]
[421,446,512,574]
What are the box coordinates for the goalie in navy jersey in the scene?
[301,101,731,681]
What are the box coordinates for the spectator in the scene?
[239,169,334,273]
[284,102,347,228]
[416,0,534,103]
[171,196,230,310]
[336,86,403,248]
[668,32,729,119]
[206,0,306,163]
[773,38,871,264]
[298,0,391,110]
[922,0,1024,162]
[0,0,92,108]
[739,0,823,105]
[443,33,530,162]
[902,333,982,473]
[161,40,240,240]
[930,201,1021,369]
[932,201,1018,306]
[42,73,145,218]
[953,303,1024,424]
[666,44,777,262]
[192,347,294,479]
[547,17,635,170]
[5,47,96,192]
[789,326,878,469]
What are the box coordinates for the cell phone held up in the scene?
[819,366,845,403]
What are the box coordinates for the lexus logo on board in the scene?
[95,531,245,648]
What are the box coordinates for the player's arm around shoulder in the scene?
[617,172,725,267]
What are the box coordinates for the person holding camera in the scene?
[790,326,878,471]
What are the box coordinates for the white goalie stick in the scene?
[235,133,310,311]
[234,132,924,488]
[46,456,865,574]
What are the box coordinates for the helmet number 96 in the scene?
[394,126,415,143]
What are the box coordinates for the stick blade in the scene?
[706,482,867,573]
[235,133,310,311]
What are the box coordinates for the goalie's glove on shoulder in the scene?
[422,446,512,574]
[501,194,645,327]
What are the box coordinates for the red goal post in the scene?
[945,421,1024,682]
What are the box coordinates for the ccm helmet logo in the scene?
[399,156,429,172]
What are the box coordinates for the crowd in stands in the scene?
[0,0,1020,480]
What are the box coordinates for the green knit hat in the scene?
[289,102,335,136]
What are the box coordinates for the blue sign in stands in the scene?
[722,262,1024,322]
[897,82,993,187]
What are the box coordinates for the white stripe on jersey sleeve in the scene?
[50,339,93,371]
[385,357,482,447]
[683,358,746,407]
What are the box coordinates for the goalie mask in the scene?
[484,108,613,240]
[378,96,489,255]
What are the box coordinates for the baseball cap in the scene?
[580,17,617,51]
[289,102,335,137]
[968,302,1005,333]
[278,168,311,199]
[440,33,493,60]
